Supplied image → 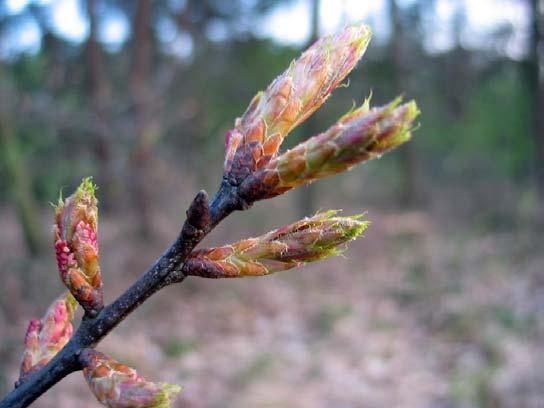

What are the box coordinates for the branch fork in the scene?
[0,23,420,408]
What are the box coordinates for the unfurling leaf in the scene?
[224,24,372,185]
[53,177,103,315]
[18,292,77,383]
[184,211,368,278]
[239,98,420,201]
[81,349,181,408]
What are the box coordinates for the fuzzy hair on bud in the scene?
[18,292,77,383]
[80,349,181,408]
[224,24,372,185]
[53,177,104,316]
[184,211,368,278]
[239,97,420,201]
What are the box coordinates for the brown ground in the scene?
[0,195,542,408]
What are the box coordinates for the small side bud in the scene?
[239,98,420,201]
[80,349,181,408]
[18,292,77,384]
[184,211,368,278]
[185,190,210,232]
[53,177,103,316]
[224,24,372,185]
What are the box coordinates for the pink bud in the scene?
[53,178,103,315]
[81,349,182,408]
[18,293,77,383]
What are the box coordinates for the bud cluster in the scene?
[239,98,420,201]
[10,22,423,407]
[224,24,372,185]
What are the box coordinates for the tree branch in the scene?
[0,23,411,407]
[0,185,240,408]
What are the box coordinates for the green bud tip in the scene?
[77,177,97,199]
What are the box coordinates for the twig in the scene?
[0,183,240,408]
[0,24,420,407]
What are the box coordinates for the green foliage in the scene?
[0,1,535,214]
[420,63,531,181]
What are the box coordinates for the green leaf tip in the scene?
[150,383,183,408]
[346,23,373,51]
[341,218,370,240]
[50,187,64,209]
[395,99,420,141]
[65,292,79,311]
[77,177,98,199]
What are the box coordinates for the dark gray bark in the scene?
[0,181,246,408]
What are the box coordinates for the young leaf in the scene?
[185,211,368,278]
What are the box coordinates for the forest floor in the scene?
[0,199,542,408]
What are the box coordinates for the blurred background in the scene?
[0,0,543,407]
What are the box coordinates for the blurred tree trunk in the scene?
[129,0,157,238]
[445,7,469,118]
[388,0,421,208]
[27,6,65,92]
[529,0,544,198]
[0,115,44,256]
[297,0,320,218]
[85,0,116,208]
